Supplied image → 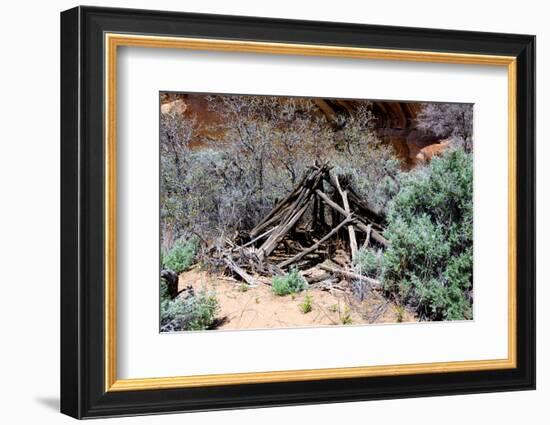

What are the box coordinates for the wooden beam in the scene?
[234,227,276,251]
[340,190,358,260]
[319,264,382,288]
[361,224,372,250]
[249,171,309,236]
[224,257,256,286]
[258,203,310,259]
[316,189,347,216]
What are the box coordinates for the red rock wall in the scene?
[160,94,449,167]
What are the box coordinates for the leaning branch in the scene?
[316,189,388,247]
[319,264,382,288]
[224,257,256,286]
[278,215,354,268]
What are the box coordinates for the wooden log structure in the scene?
[217,163,390,285]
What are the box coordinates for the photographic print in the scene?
[159,93,473,332]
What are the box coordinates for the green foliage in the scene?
[159,97,399,245]
[237,283,249,293]
[160,278,170,303]
[395,305,405,323]
[160,289,219,332]
[353,248,383,278]
[382,149,473,320]
[299,293,313,314]
[272,268,307,296]
[328,304,339,313]
[341,306,353,325]
[187,292,220,331]
[162,237,198,274]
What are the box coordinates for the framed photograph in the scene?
[60,6,535,419]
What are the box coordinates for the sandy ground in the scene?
[178,268,416,330]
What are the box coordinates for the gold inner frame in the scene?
[104,33,517,392]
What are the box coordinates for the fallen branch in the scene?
[302,271,332,284]
[319,264,382,288]
[278,215,353,268]
[367,227,389,247]
[224,257,256,286]
[361,224,372,250]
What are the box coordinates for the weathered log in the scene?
[160,269,179,299]
[278,215,353,268]
[251,184,310,238]
[258,203,310,259]
[249,166,321,238]
[249,173,308,236]
[340,188,358,260]
[319,264,382,288]
[318,181,326,229]
[233,227,276,251]
[224,257,256,286]
[249,207,290,238]
[218,275,239,283]
[311,279,346,291]
[316,189,347,217]
[361,224,372,250]
[302,271,332,284]
[267,263,285,277]
[367,227,389,247]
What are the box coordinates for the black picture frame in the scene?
[61,5,536,419]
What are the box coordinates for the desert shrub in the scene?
[382,148,473,321]
[351,248,384,301]
[162,237,198,274]
[187,292,220,330]
[353,247,383,278]
[160,96,399,243]
[160,290,219,332]
[333,153,401,216]
[299,293,313,314]
[341,306,353,325]
[272,268,307,296]
[160,277,170,302]
[162,140,291,242]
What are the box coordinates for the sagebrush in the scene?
[272,268,307,296]
[382,148,473,320]
[160,285,219,332]
[162,237,198,274]
[353,247,383,278]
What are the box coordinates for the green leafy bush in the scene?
[382,149,473,321]
[272,268,307,296]
[353,248,383,277]
[160,277,170,302]
[162,237,198,274]
[160,289,219,332]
